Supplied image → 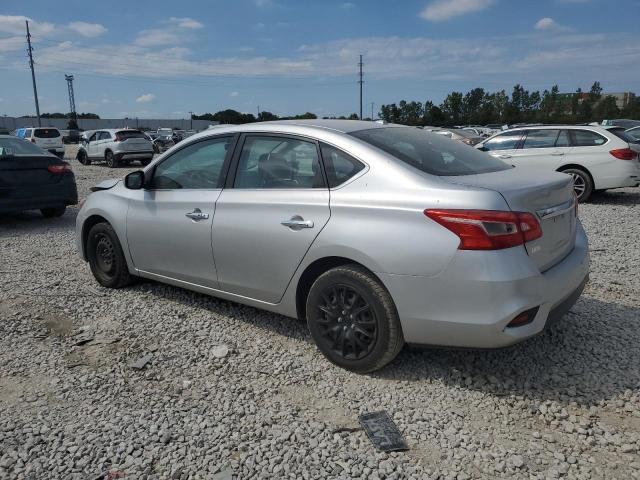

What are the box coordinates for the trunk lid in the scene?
[443,167,577,272]
[121,138,151,152]
[0,155,67,195]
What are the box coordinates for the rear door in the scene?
[116,130,152,152]
[510,129,572,168]
[86,132,101,158]
[567,129,609,165]
[33,128,61,151]
[212,134,330,303]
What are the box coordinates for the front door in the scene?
[126,135,235,287]
[212,134,331,303]
[87,132,101,158]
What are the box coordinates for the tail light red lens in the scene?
[424,209,542,250]
[609,148,637,160]
[47,163,72,174]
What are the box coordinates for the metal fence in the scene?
[0,117,216,132]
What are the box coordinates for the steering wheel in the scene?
[177,169,218,188]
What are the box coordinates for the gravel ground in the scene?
[1,146,639,479]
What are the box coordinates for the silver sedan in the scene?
[76,120,589,373]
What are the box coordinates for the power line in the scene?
[25,20,41,127]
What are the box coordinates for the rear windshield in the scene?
[116,130,146,140]
[351,127,511,176]
[34,128,61,138]
[0,137,51,156]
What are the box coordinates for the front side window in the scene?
[571,130,607,147]
[234,136,324,189]
[320,143,365,187]
[482,130,524,151]
[150,136,233,189]
[351,127,510,176]
[89,132,99,142]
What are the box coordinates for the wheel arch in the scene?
[81,214,110,260]
[557,163,596,189]
[295,256,387,320]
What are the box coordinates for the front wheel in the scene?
[86,222,132,288]
[105,151,118,168]
[306,265,404,373]
[77,150,90,165]
[562,168,593,202]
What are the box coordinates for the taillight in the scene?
[424,209,542,250]
[47,163,72,174]
[609,148,637,160]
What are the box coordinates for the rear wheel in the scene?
[41,206,66,218]
[86,222,132,288]
[306,265,404,373]
[561,168,593,202]
[105,150,118,168]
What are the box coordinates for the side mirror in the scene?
[125,170,145,190]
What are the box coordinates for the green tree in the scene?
[440,92,464,126]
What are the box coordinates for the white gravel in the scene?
[1,147,639,479]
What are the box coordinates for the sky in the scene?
[1,0,639,119]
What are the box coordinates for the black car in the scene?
[62,129,83,144]
[0,135,78,217]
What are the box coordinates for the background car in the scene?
[77,129,154,168]
[624,126,640,143]
[0,135,77,217]
[601,119,640,129]
[151,133,175,154]
[477,125,640,201]
[423,127,484,146]
[16,127,65,158]
[76,120,588,373]
[62,129,83,144]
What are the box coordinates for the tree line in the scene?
[378,82,639,127]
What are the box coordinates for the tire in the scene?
[41,206,66,218]
[306,264,404,373]
[561,168,593,202]
[86,222,132,288]
[105,150,118,168]
[77,150,90,165]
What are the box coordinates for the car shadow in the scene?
[136,279,637,406]
[588,188,640,205]
[0,208,79,233]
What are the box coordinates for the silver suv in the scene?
[77,129,154,168]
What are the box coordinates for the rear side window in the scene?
[351,127,510,176]
[34,128,60,138]
[320,143,365,187]
[116,130,145,140]
[522,129,561,149]
[571,130,607,147]
[482,130,524,151]
[234,136,324,189]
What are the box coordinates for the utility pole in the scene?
[257,105,260,119]
[370,102,375,120]
[26,20,41,127]
[65,74,76,125]
[188,111,193,130]
[358,54,364,120]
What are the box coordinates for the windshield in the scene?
[0,137,51,156]
[34,128,61,138]
[351,127,511,176]
[608,128,638,144]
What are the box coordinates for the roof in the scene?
[256,119,392,133]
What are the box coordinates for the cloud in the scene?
[0,15,55,36]
[168,17,203,29]
[136,93,156,103]
[534,17,570,31]
[420,0,494,21]
[229,91,239,97]
[135,29,182,47]
[255,0,275,6]
[67,21,107,37]
[341,2,356,8]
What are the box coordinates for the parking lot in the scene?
[0,145,639,479]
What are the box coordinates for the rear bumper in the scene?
[0,178,78,214]
[590,160,640,189]
[380,221,590,348]
[114,151,154,160]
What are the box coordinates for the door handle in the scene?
[281,215,314,230]
[551,152,565,156]
[498,154,512,159]
[185,208,209,221]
